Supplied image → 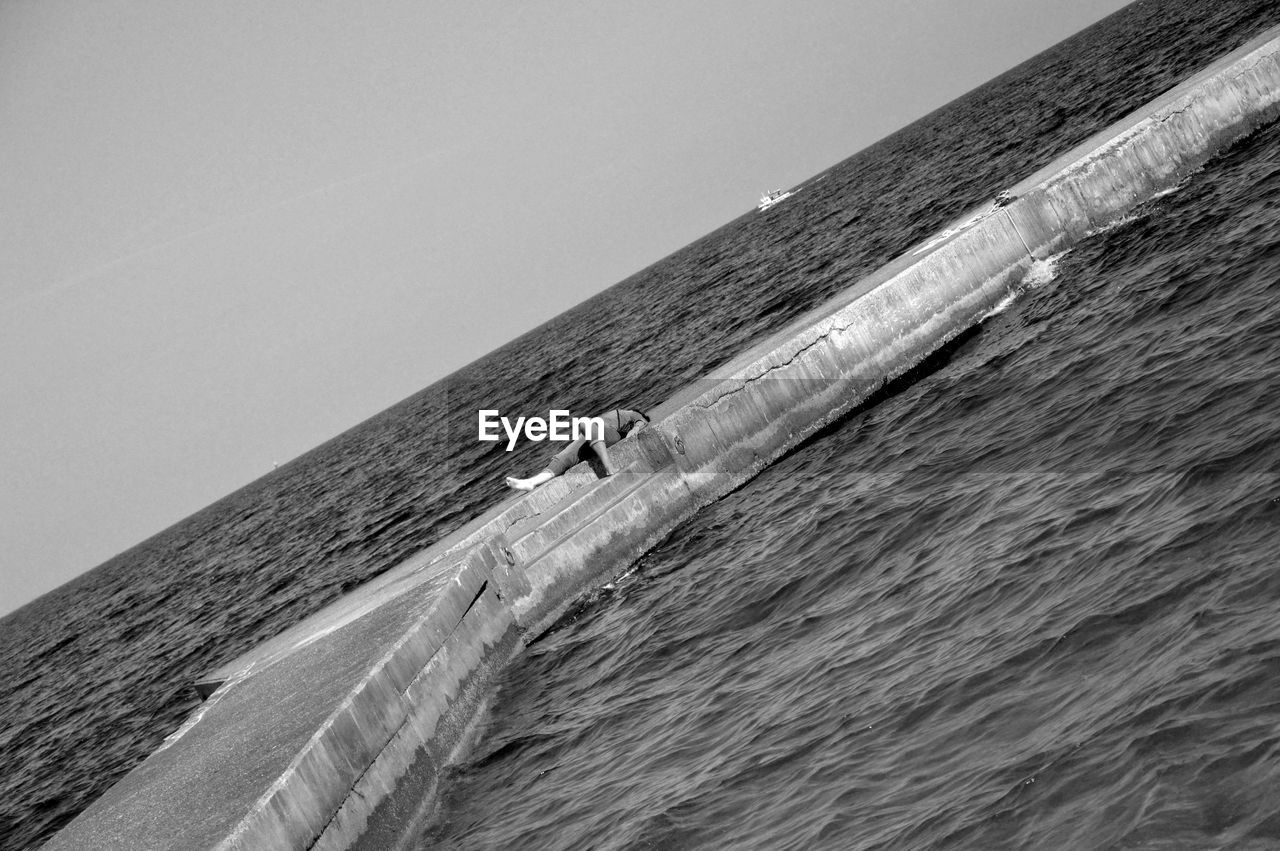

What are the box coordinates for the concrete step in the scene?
[507,466,650,564]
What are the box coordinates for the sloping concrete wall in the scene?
[47,25,1280,851]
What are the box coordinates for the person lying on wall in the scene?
[505,409,651,492]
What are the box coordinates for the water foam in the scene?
[981,251,1068,320]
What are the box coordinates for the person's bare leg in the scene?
[506,469,555,491]
[591,440,615,476]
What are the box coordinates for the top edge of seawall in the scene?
[680,24,1280,397]
[1012,22,1280,193]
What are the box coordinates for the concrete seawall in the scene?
[49,26,1280,851]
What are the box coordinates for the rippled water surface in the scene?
[3,1,1280,848]
[424,115,1280,851]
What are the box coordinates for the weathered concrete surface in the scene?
[48,25,1280,851]
[47,565,462,850]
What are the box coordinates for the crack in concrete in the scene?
[1001,208,1035,258]
[691,232,1038,416]
[690,318,852,412]
[304,738,383,851]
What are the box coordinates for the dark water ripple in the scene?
[4,1,1280,848]
[423,115,1280,849]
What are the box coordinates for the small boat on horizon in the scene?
[757,188,793,211]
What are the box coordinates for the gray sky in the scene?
[1,0,1131,615]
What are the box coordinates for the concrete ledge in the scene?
[319,585,517,851]
[511,468,695,639]
[49,24,1280,851]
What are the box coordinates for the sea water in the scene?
[423,98,1280,851]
